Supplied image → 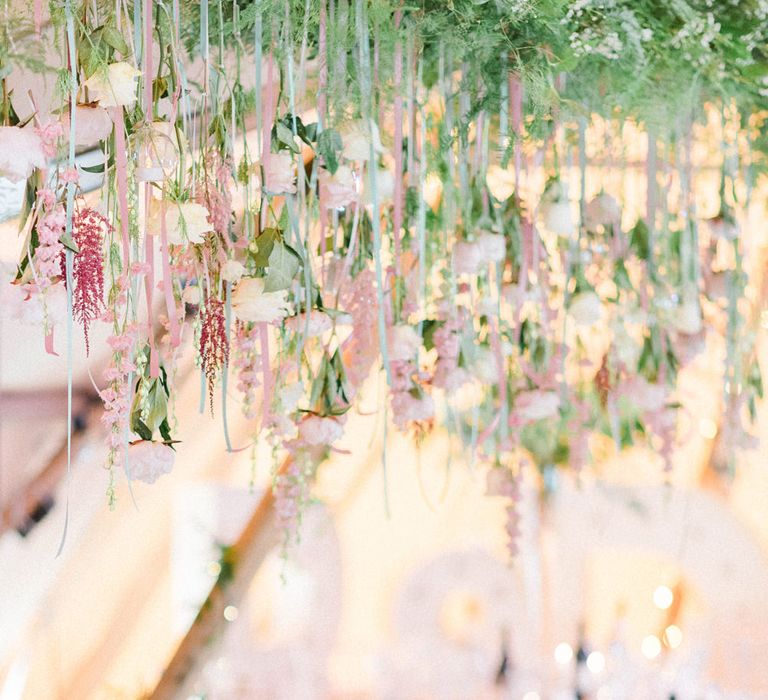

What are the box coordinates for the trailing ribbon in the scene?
[259,322,272,433]
[159,197,181,348]
[112,108,132,272]
[391,9,404,273]
[56,0,77,558]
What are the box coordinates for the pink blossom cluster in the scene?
[67,208,108,354]
[273,458,306,537]
[35,121,64,158]
[233,321,261,419]
[431,315,470,395]
[197,152,233,237]
[101,325,139,457]
[486,466,523,557]
[199,296,229,413]
[339,268,380,389]
[34,190,65,285]
[390,359,435,432]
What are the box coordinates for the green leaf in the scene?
[263,241,301,292]
[317,129,342,174]
[629,219,650,260]
[276,122,300,153]
[421,319,444,352]
[102,25,130,55]
[59,233,80,254]
[80,162,105,174]
[144,378,169,433]
[132,417,153,442]
[250,227,280,267]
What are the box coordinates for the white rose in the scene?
[473,346,499,383]
[674,293,702,335]
[182,285,201,306]
[568,291,603,327]
[341,119,384,161]
[486,164,516,202]
[278,382,304,412]
[221,259,246,283]
[0,126,47,182]
[363,167,395,205]
[124,441,175,484]
[541,199,574,238]
[231,277,291,324]
[476,232,506,264]
[387,324,422,361]
[84,62,142,108]
[147,200,213,245]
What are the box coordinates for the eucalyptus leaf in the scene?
[263,241,301,293]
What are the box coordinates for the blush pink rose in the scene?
[263,152,296,194]
[319,165,357,210]
[298,414,344,446]
[0,126,47,182]
[124,441,175,484]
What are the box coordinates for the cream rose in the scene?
[486,164,516,202]
[221,259,246,283]
[568,291,603,327]
[231,277,291,324]
[340,119,384,161]
[84,62,142,108]
[147,200,213,245]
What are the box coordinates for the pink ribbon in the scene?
[45,327,58,356]
[34,0,43,38]
[144,191,160,378]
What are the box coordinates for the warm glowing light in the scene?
[207,561,222,577]
[664,624,683,649]
[554,642,574,664]
[641,635,662,659]
[522,693,541,700]
[698,417,718,439]
[586,651,605,674]
[223,605,239,622]
[653,585,674,610]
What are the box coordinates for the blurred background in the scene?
[2,28,768,700]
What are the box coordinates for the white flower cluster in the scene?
[564,1,651,63]
[670,12,721,68]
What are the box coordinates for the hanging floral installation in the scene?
[2,0,767,554]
